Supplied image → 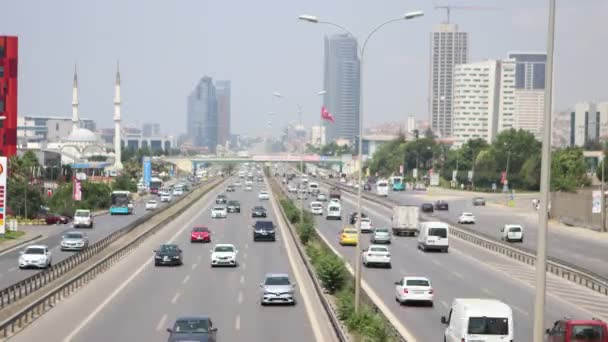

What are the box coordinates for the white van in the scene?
[308,182,319,194]
[501,224,524,243]
[376,180,389,197]
[418,221,449,252]
[441,298,514,342]
[326,202,342,220]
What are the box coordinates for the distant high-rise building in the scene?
[142,123,160,137]
[508,52,546,90]
[323,34,360,143]
[429,24,468,138]
[0,36,18,157]
[406,116,416,134]
[215,80,231,147]
[569,102,608,147]
[513,90,545,140]
[310,126,326,146]
[187,76,218,152]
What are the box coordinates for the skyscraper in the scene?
[508,52,546,90]
[429,24,468,138]
[215,80,231,147]
[0,36,18,157]
[323,34,360,143]
[187,76,218,152]
[509,53,547,140]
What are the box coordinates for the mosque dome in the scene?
[65,128,100,143]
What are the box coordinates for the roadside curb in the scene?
[0,234,44,257]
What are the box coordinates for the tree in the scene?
[473,150,499,188]
[551,147,589,191]
[519,152,542,190]
[112,174,137,192]
[491,129,541,177]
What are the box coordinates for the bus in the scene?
[390,176,405,191]
[149,177,163,195]
[110,191,133,215]
[376,180,389,197]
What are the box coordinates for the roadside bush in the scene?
[336,285,355,321]
[296,220,316,245]
[316,252,347,294]
[280,198,300,223]
[112,174,137,192]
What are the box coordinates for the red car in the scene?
[190,226,211,243]
[45,213,69,225]
[546,318,608,342]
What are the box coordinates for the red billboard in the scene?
[0,36,18,157]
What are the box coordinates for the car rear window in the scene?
[215,246,234,252]
[65,232,83,239]
[468,317,509,335]
[25,248,45,255]
[428,228,447,238]
[570,324,604,339]
[173,319,209,333]
[406,279,429,286]
[375,228,389,233]
[75,211,90,217]
[508,227,522,232]
[344,229,357,234]
[255,221,274,229]
[370,247,387,252]
[265,276,290,285]
[193,227,208,232]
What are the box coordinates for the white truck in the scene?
[391,205,419,236]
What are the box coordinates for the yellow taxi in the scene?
[339,227,358,246]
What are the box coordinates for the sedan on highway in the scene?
[370,227,391,244]
[360,217,373,233]
[210,244,238,267]
[316,193,327,202]
[166,316,218,342]
[287,184,298,193]
[472,197,486,206]
[339,227,358,246]
[215,194,227,204]
[19,245,52,269]
[258,190,270,200]
[394,276,434,306]
[245,184,253,191]
[457,212,476,224]
[226,185,236,192]
[211,206,228,219]
[190,226,211,243]
[154,244,183,266]
[227,200,241,213]
[434,200,449,211]
[310,201,324,215]
[145,199,158,210]
[362,245,391,268]
[420,203,434,213]
[44,213,69,225]
[260,273,296,306]
[251,205,267,218]
[253,220,276,241]
[60,231,89,251]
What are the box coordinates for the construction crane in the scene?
[434,5,498,24]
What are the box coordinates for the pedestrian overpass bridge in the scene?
[162,155,344,173]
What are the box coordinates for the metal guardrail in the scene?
[268,177,349,342]
[0,178,225,338]
[326,180,608,297]
[0,179,215,311]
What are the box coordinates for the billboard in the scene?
[0,157,6,234]
[592,190,602,214]
[143,156,152,188]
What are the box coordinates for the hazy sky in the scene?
[3,0,607,137]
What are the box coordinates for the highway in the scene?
[0,179,183,288]
[11,177,334,342]
[284,179,608,341]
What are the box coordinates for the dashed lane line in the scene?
[182,275,190,285]
[171,292,181,304]
[237,291,243,304]
[235,315,241,331]
[155,314,167,332]
[191,263,198,270]
[240,275,245,285]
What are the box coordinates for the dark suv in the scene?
[215,194,228,204]
[253,221,276,241]
[226,185,236,192]
[227,200,241,213]
[421,203,434,213]
[251,206,267,218]
[434,200,449,211]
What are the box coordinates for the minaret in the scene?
[71,64,80,132]
[113,62,124,170]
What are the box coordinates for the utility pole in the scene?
[602,158,606,232]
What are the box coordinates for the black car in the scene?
[227,200,241,213]
[472,197,486,206]
[434,200,449,211]
[226,185,236,192]
[363,183,372,191]
[349,212,368,225]
[166,316,217,342]
[421,203,434,213]
[215,195,228,204]
[154,244,183,266]
[253,220,276,241]
[252,206,267,218]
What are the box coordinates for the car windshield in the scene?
[406,279,430,286]
[215,246,234,252]
[159,245,179,252]
[75,211,89,217]
[462,213,473,216]
[375,228,389,233]
[214,207,225,211]
[508,226,522,232]
[260,191,268,195]
[147,200,156,204]
[255,221,274,229]
[193,227,208,232]
[428,228,447,238]
[265,276,290,285]
[468,317,509,335]
[570,324,604,339]
[228,201,238,205]
[344,229,357,234]
[173,319,209,333]
[65,233,83,239]
[25,247,45,255]
[254,206,265,211]
[311,203,322,208]
[370,247,387,252]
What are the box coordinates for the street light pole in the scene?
[533,0,556,340]
[300,11,424,313]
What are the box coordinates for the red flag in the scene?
[321,106,335,123]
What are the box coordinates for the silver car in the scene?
[260,273,296,305]
[60,231,89,251]
[370,227,391,244]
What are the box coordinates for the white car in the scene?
[394,276,434,306]
[210,244,238,267]
[310,201,324,215]
[145,200,158,210]
[19,245,52,269]
[287,185,298,193]
[457,212,475,224]
[316,193,327,202]
[160,192,172,202]
[245,180,253,186]
[234,181,242,187]
[211,206,228,218]
[501,224,524,242]
[172,188,183,196]
[258,191,270,200]
[359,217,373,233]
[362,245,391,268]
[245,185,253,191]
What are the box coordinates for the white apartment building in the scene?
[514,89,545,140]
[310,125,326,146]
[452,60,515,146]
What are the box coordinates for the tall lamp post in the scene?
[533,0,556,341]
[299,10,424,312]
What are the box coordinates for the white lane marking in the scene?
[450,270,464,279]
[182,275,190,285]
[482,288,492,295]
[431,259,441,266]
[237,291,243,304]
[245,243,248,249]
[512,305,529,316]
[155,314,167,331]
[240,275,245,285]
[440,300,448,309]
[191,263,198,270]
[171,292,181,304]
[197,255,202,262]
[235,315,241,331]
[241,262,246,270]
[8,267,16,272]
[243,253,247,260]
[62,189,220,342]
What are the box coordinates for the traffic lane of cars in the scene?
[290,188,593,341]
[13,182,316,342]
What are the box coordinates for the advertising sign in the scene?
[399,165,404,175]
[412,168,418,179]
[452,170,457,181]
[0,157,6,235]
[468,171,474,181]
[143,156,152,188]
[73,178,82,201]
[430,174,440,186]
[592,190,602,214]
